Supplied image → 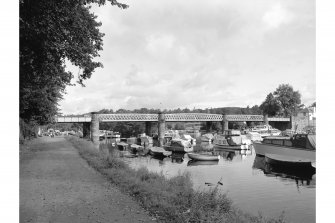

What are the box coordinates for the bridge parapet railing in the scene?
[268,117,290,121]
[225,115,264,122]
[98,113,159,122]
[55,116,91,123]
[165,113,223,122]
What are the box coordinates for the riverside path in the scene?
[20,136,154,223]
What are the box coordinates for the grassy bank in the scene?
[67,137,286,223]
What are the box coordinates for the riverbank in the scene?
[67,136,287,223]
[20,137,154,223]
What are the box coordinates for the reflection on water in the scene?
[187,160,219,166]
[252,155,316,189]
[98,138,315,223]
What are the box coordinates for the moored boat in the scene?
[200,133,214,142]
[187,152,220,161]
[164,138,193,152]
[213,131,249,150]
[180,134,197,146]
[253,134,316,164]
[116,142,129,151]
[128,144,145,153]
[246,132,263,142]
[265,154,313,168]
[149,147,172,158]
[249,124,281,138]
[137,134,153,146]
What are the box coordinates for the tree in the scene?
[273,84,302,116]
[20,0,128,124]
[259,93,282,116]
[260,84,302,116]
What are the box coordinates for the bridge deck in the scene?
[55,113,290,123]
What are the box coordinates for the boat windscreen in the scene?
[307,134,316,150]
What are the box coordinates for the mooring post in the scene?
[158,112,166,147]
[83,122,91,138]
[222,114,229,132]
[145,121,152,136]
[90,112,100,143]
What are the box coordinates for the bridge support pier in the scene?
[222,114,229,133]
[264,114,269,125]
[90,112,100,143]
[158,112,166,147]
[206,121,212,132]
[83,122,91,138]
[145,122,152,136]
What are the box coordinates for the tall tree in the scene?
[259,93,282,116]
[20,0,128,124]
[273,84,302,116]
[260,84,302,116]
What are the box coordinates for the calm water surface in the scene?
[100,139,315,223]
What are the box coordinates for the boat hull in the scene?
[188,153,220,161]
[265,155,313,168]
[164,145,193,153]
[213,144,249,150]
[149,147,172,158]
[253,142,315,162]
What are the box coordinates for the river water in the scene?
[100,139,315,223]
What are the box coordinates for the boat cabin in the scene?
[263,134,316,151]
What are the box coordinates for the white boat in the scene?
[180,134,196,146]
[112,131,121,138]
[245,132,263,142]
[213,131,250,150]
[164,138,193,152]
[201,133,214,142]
[253,134,316,164]
[164,130,180,138]
[249,124,281,138]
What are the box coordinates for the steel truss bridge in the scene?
[55,113,290,123]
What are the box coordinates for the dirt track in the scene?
[20,136,154,223]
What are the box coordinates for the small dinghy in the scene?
[128,144,144,153]
[187,153,220,161]
[149,147,172,158]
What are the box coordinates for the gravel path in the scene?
[20,136,155,223]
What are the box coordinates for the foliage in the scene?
[260,84,302,116]
[259,93,282,116]
[20,0,128,124]
[273,84,302,116]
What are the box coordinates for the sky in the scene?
[59,0,315,115]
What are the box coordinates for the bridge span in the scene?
[55,113,290,123]
[55,113,291,145]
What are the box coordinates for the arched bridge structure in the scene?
[55,113,290,145]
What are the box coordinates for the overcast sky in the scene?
[59,0,315,115]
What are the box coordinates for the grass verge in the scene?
[67,137,286,223]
